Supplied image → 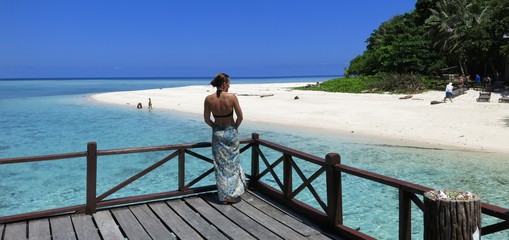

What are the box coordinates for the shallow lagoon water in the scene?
[1,77,508,239]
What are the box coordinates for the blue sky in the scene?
[0,1,416,78]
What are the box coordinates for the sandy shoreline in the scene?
[92,82,509,154]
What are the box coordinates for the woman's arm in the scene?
[232,95,243,128]
[203,98,214,127]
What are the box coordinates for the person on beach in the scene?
[458,75,465,94]
[148,98,153,110]
[204,73,245,204]
[444,82,454,103]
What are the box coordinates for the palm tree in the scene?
[425,0,489,76]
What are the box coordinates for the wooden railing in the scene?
[1,133,508,239]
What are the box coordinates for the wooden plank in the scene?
[4,221,26,240]
[185,196,256,240]
[243,191,325,238]
[129,204,175,240]
[232,197,308,240]
[111,207,151,240]
[49,215,76,240]
[93,211,125,240]
[202,193,283,240]
[28,218,51,240]
[71,214,101,240]
[149,202,204,240]
[166,199,228,240]
[0,224,4,239]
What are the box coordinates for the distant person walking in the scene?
[475,74,481,85]
[444,82,454,103]
[204,73,245,204]
[148,98,153,110]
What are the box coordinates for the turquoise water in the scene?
[1,77,508,239]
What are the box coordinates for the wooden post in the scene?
[325,153,342,226]
[283,154,292,201]
[250,133,260,188]
[399,189,412,240]
[178,148,185,191]
[424,190,481,240]
[86,142,97,214]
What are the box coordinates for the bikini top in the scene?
[213,110,234,118]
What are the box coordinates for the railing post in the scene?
[178,148,185,191]
[399,189,412,240]
[250,133,259,187]
[326,153,342,227]
[283,154,292,200]
[86,142,97,214]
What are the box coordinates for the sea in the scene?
[1,76,508,239]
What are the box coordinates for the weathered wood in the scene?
[185,196,256,239]
[326,153,341,227]
[148,202,204,240]
[399,189,412,240]
[167,199,228,240]
[49,215,76,240]
[232,197,308,240]
[424,191,481,240]
[202,193,283,239]
[111,207,151,240]
[283,154,293,200]
[1,191,343,240]
[3,135,509,238]
[71,213,101,240]
[4,221,26,240]
[86,142,97,214]
[243,191,336,240]
[28,218,51,240]
[237,93,274,98]
[242,191,323,237]
[92,211,124,240]
[476,92,491,102]
[129,204,174,240]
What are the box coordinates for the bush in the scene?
[295,74,428,94]
[294,76,383,93]
[369,73,427,94]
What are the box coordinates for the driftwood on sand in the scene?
[399,95,413,99]
[237,93,274,98]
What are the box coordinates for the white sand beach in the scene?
[92,83,509,154]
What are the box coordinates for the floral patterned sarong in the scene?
[212,124,246,201]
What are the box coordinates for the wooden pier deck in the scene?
[2,135,509,239]
[0,191,339,240]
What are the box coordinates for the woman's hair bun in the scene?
[210,73,230,87]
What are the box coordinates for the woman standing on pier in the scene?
[204,73,245,204]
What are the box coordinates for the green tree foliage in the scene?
[347,13,438,76]
[425,0,489,75]
[294,76,382,93]
[480,0,509,77]
[414,0,440,25]
[346,0,509,82]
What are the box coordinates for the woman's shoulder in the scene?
[225,92,238,98]
[205,93,216,101]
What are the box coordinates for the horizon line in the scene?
[0,74,342,81]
